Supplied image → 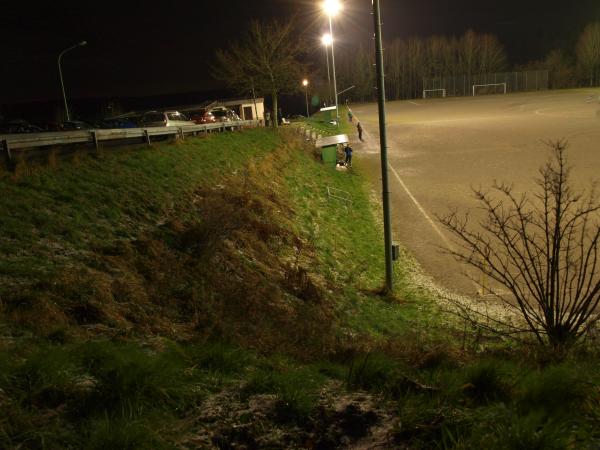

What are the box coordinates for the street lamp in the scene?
[58,40,87,121]
[302,79,309,118]
[322,0,341,126]
[372,0,393,292]
[321,34,333,105]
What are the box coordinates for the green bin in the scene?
[321,145,337,164]
[319,106,336,124]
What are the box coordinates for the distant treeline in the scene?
[328,23,600,102]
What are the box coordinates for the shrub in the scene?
[459,360,511,404]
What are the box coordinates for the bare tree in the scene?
[576,22,600,87]
[479,33,507,74]
[213,19,306,128]
[439,141,600,349]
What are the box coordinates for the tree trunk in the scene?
[272,91,278,129]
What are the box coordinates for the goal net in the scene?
[422,89,446,99]
[472,83,507,96]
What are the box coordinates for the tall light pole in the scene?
[322,0,341,127]
[372,0,393,292]
[302,79,310,117]
[321,34,332,105]
[58,40,87,121]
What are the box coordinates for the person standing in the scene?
[357,121,363,142]
[265,110,271,127]
[348,109,353,122]
[344,144,353,167]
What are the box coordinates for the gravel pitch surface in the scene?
[351,89,600,297]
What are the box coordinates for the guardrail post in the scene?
[91,131,99,151]
[144,129,151,146]
[2,139,12,162]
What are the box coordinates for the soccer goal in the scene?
[472,83,507,96]
[422,89,446,99]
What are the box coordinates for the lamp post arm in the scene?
[58,42,86,122]
[57,52,70,121]
[337,85,355,97]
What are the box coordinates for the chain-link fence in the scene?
[423,70,549,98]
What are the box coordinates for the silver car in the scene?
[210,107,240,122]
[139,110,193,127]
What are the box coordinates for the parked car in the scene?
[34,122,63,132]
[139,111,193,127]
[0,119,43,134]
[210,107,240,123]
[190,109,216,124]
[61,120,94,131]
[99,117,138,129]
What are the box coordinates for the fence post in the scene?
[2,139,11,162]
[91,130,99,151]
[144,129,151,146]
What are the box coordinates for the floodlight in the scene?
[302,79,309,87]
[321,34,333,46]
[322,0,342,17]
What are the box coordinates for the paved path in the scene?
[351,89,600,296]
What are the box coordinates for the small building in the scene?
[177,97,265,124]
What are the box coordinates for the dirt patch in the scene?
[186,381,398,449]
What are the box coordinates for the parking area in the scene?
[352,89,600,296]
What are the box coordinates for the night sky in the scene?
[1,0,598,105]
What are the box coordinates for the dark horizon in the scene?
[1,0,599,107]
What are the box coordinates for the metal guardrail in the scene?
[0,120,258,160]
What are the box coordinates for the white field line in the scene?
[387,165,456,252]
[408,101,420,106]
[354,113,455,252]
[354,112,499,297]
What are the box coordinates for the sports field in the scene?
[352,89,600,296]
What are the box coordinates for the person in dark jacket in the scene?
[357,121,363,142]
[344,144,353,167]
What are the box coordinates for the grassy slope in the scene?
[0,128,598,449]
[0,131,281,296]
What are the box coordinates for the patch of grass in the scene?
[455,360,512,405]
[462,406,570,450]
[84,415,171,450]
[243,364,326,423]
[185,341,256,376]
[0,340,250,448]
[516,364,590,416]
[281,132,444,341]
[0,130,281,297]
[347,352,403,392]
